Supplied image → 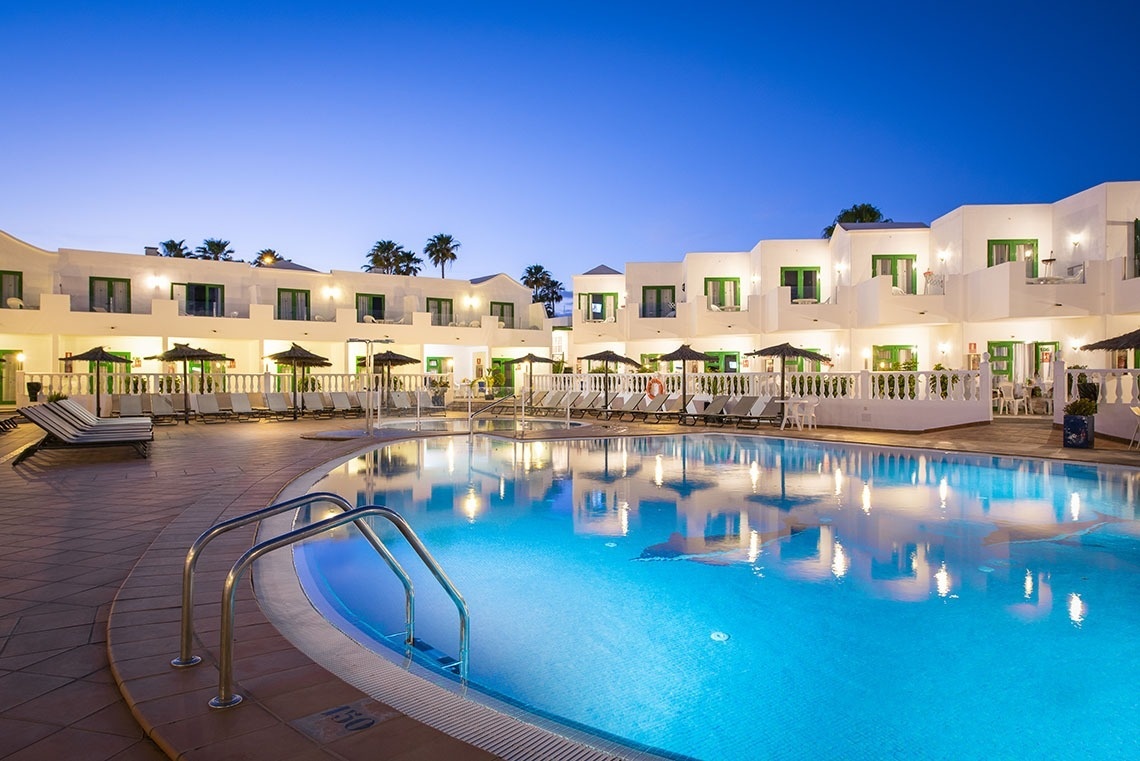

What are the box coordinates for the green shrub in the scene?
[1063,397,1097,416]
[46,391,69,402]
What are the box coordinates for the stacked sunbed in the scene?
[15,400,154,465]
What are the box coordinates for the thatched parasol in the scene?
[745,343,832,399]
[146,343,233,423]
[61,346,131,417]
[265,343,332,420]
[505,353,555,409]
[657,344,716,414]
[358,350,420,408]
[1081,328,1140,352]
[579,349,641,409]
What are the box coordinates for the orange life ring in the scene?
[647,378,665,399]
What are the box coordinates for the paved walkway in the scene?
[0,414,1135,760]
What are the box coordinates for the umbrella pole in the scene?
[182,363,190,424]
[95,364,102,417]
[292,366,299,420]
[603,365,610,409]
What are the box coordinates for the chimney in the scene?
[144,246,159,256]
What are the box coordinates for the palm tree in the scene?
[822,204,892,238]
[194,238,236,261]
[423,233,460,278]
[251,248,284,267]
[363,240,407,274]
[159,239,190,258]
[538,278,565,318]
[522,264,552,303]
[393,249,423,276]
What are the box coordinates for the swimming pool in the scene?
[292,434,1140,760]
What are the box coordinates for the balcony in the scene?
[762,288,846,332]
[965,260,1100,322]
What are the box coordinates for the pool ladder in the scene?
[170,491,470,709]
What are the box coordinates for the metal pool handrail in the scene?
[171,491,414,669]
[209,505,470,708]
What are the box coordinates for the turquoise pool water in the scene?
[296,434,1140,760]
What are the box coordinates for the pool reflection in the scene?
[312,433,1140,612]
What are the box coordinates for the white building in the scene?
[571,181,1140,387]
[0,231,558,406]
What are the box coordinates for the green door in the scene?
[0,350,21,404]
[987,341,1017,382]
[491,358,515,394]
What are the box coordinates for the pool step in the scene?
[388,635,463,674]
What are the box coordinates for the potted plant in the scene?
[1062,397,1097,448]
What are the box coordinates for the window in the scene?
[1132,219,1139,279]
[790,348,824,373]
[172,283,224,317]
[426,356,451,374]
[1,271,22,307]
[490,301,514,328]
[277,289,310,321]
[578,292,617,321]
[1034,341,1059,381]
[871,255,917,294]
[642,286,676,318]
[988,239,1038,278]
[705,351,739,373]
[872,345,917,371]
[639,353,661,372]
[704,278,740,309]
[90,277,131,313]
[426,297,453,326]
[780,267,820,302]
[356,293,385,322]
[987,341,1016,382]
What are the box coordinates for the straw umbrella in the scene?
[657,344,716,414]
[145,343,233,423]
[359,350,420,409]
[579,349,641,410]
[264,343,332,420]
[745,343,832,399]
[505,353,555,402]
[1081,328,1140,352]
[61,346,131,417]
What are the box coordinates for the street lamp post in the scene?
[347,338,374,436]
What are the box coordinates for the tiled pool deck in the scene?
[0,414,1135,760]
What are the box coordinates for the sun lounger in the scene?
[543,390,579,416]
[719,396,761,427]
[569,391,602,417]
[735,398,783,429]
[302,392,334,418]
[15,403,153,465]
[330,391,363,417]
[682,395,731,426]
[55,399,153,431]
[645,393,685,424]
[265,393,292,420]
[533,390,568,415]
[621,393,668,422]
[195,394,230,422]
[597,394,640,421]
[415,390,446,416]
[148,395,178,424]
[118,395,146,418]
[387,391,414,415]
[228,393,260,421]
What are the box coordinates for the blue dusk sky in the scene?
[3,1,1139,290]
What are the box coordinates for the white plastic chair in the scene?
[1130,406,1140,449]
[998,383,1025,415]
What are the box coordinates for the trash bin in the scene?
[26,381,43,402]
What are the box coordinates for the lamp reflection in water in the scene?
[1068,593,1086,627]
[862,484,872,514]
[935,562,951,597]
[749,460,760,491]
[747,529,760,563]
[834,468,843,496]
[1070,492,1081,521]
[831,539,849,578]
